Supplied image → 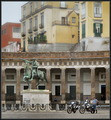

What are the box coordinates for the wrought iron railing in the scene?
[1,103,109,112]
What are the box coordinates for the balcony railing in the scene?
[28,29,32,34]
[33,26,38,31]
[39,24,44,29]
[21,32,26,37]
[52,21,70,26]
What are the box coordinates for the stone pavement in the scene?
[2,109,110,119]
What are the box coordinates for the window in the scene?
[41,1,44,7]
[68,73,76,81]
[2,29,6,34]
[61,17,66,24]
[35,16,38,28]
[55,75,60,79]
[6,75,15,80]
[60,2,66,8]
[72,35,75,38]
[13,27,20,33]
[38,85,45,90]
[30,3,32,14]
[81,2,86,19]
[72,17,76,23]
[35,2,38,9]
[99,73,106,81]
[93,23,103,37]
[94,2,102,17]
[55,86,60,96]
[82,22,85,38]
[41,12,44,27]
[24,86,28,90]
[29,18,32,30]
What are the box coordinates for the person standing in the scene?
[91,97,99,111]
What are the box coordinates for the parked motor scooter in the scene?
[67,101,79,114]
[79,100,97,114]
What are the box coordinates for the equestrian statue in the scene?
[21,59,48,89]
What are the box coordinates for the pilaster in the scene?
[76,68,81,101]
[46,68,51,91]
[91,67,96,98]
[61,68,66,103]
[1,68,6,103]
[16,68,21,103]
[105,67,110,103]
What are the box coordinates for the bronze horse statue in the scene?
[22,59,48,88]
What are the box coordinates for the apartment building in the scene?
[79,1,110,51]
[1,22,21,52]
[20,1,79,52]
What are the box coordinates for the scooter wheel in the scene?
[67,107,72,114]
[73,110,76,113]
[91,109,95,114]
[79,107,85,114]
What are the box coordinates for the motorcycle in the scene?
[79,101,97,114]
[67,101,79,114]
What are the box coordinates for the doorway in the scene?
[70,86,76,100]
[6,86,15,101]
[55,86,60,96]
[101,85,106,100]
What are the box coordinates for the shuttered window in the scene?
[81,2,86,19]
[94,2,102,17]
[60,2,66,8]
[41,12,44,27]
[82,23,85,38]
[93,23,103,37]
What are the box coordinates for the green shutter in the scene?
[100,23,103,33]
[82,23,85,38]
[93,23,96,33]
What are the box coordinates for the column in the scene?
[61,68,66,103]
[46,68,51,91]
[16,68,21,104]
[91,67,96,98]
[76,68,81,101]
[105,67,110,103]
[1,68,6,104]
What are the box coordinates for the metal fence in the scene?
[1,103,109,112]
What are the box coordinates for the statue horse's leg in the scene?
[43,72,48,83]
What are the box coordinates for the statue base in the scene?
[21,89,51,105]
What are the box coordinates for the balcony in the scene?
[52,21,70,26]
[39,24,44,29]
[28,29,32,34]
[33,26,38,31]
[21,32,26,37]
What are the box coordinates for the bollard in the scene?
[56,104,59,111]
[65,104,67,111]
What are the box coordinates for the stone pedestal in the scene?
[21,89,51,105]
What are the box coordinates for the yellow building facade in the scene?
[79,1,109,39]
[20,1,79,51]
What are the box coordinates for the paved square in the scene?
[2,109,110,119]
